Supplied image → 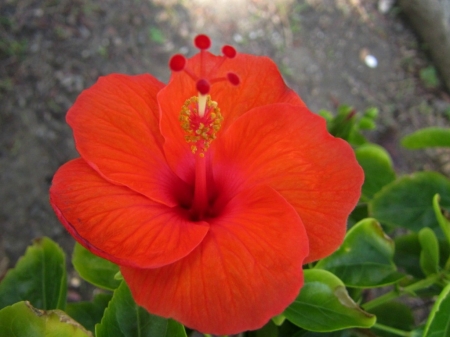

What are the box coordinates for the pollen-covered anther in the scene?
[179,95,223,155]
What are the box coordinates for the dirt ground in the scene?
[1,0,450,272]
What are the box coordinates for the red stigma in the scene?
[227,73,240,86]
[196,79,211,95]
[222,45,237,58]
[169,54,186,72]
[168,34,240,94]
[194,35,211,50]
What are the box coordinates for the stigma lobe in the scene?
[168,34,240,95]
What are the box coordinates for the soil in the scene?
[1,0,450,283]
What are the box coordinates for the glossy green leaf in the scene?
[419,227,440,276]
[433,194,450,245]
[424,283,450,337]
[328,105,356,140]
[284,269,375,332]
[72,243,120,291]
[66,293,112,333]
[315,219,403,287]
[394,233,423,278]
[355,144,396,201]
[0,301,92,337]
[368,302,414,337]
[96,281,186,337]
[0,237,66,310]
[247,320,278,337]
[348,204,368,228]
[289,330,359,337]
[402,127,450,149]
[370,172,450,232]
[272,314,286,326]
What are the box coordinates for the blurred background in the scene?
[1,0,450,273]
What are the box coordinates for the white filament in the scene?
[198,93,207,117]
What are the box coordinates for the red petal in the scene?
[212,103,364,263]
[67,74,184,206]
[159,52,305,182]
[121,185,308,335]
[50,158,209,268]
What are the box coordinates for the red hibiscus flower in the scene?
[50,35,363,335]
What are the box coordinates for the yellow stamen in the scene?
[179,95,223,155]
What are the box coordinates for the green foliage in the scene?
[423,283,450,337]
[72,243,120,291]
[402,127,450,149]
[370,171,450,232]
[315,219,404,288]
[66,293,112,333]
[96,281,186,337]
[320,105,378,146]
[247,320,278,337]
[0,237,66,311]
[355,144,396,201]
[368,302,414,337]
[283,269,376,332]
[419,228,440,276]
[0,301,92,337]
[394,233,423,278]
[420,66,440,88]
[433,194,450,246]
[148,27,165,44]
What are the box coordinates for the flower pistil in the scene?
[170,35,241,220]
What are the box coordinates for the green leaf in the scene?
[424,283,450,337]
[370,172,450,232]
[355,144,396,201]
[420,66,440,88]
[96,281,186,337]
[348,204,368,228]
[66,293,112,333]
[0,301,92,337]
[284,269,375,332]
[72,242,120,290]
[272,314,286,326]
[315,218,403,288]
[394,233,423,278]
[247,320,278,337]
[433,194,450,245]
[328,105,356,140]
[402,127,450,149]
[368,302,414,337]
[419,227,440,276]
[0,237,66,310]
[288,330,359,337]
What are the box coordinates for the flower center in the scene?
[169,34,240,220]
[179,95,223,157]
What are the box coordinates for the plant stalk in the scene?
[362,273,441,311]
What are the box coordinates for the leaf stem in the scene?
[362,273,441,311]
[373,323,411,336]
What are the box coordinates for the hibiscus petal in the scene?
[67,73,186,206]
[159,52,305,182]
[121,185,308,335]
[212,103,364,263]
[49,158,209,268]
